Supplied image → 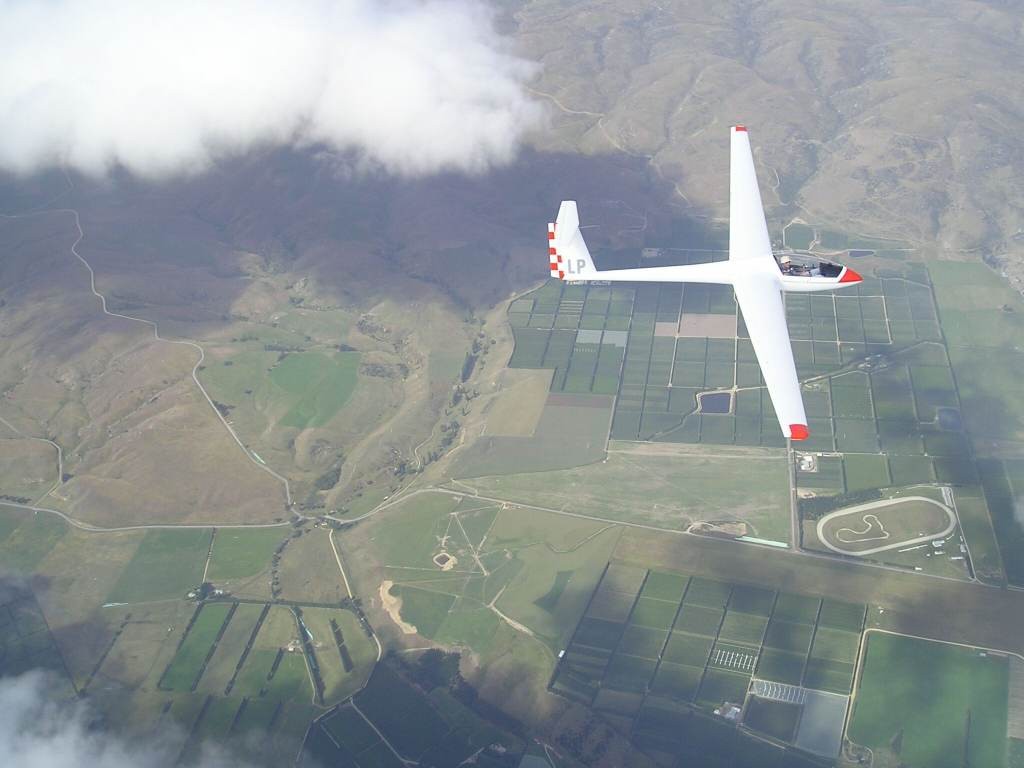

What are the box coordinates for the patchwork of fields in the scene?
[0,587,74,690]
[499,253,1022,586]
[551,562,865,763]
[143,600,376,763]
[305,660,524,768]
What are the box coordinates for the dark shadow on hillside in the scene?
[2,146,718,328]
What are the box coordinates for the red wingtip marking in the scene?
[734,125,747,132]
[790,424,809,441]
[839,267,863,283]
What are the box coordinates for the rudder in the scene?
[548,201,596,281]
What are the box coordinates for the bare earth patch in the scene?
[483,368,553,437]
[678,313,737,338]
[379,580,417,635]
[433,552,457,571]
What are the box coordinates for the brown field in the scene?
[276,529,348,605]
[677,313,738,339]
[483,368,553,437]
[32,526,147,683]
[0,437,56,500]
[94,601,194,690]
[458,440,791,540]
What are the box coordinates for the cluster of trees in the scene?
[556,713,611,763]
[392,649,522,736]
[799,488,884,520]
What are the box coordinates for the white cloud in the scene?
[0,0,544,178]
[0,671,244,768]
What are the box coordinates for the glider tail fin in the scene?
[549,201,597,281]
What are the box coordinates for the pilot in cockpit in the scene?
[778,255,820,277]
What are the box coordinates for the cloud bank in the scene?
[0,671,243,768]
[0,0,543,178]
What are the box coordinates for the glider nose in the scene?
[839,267,863,283]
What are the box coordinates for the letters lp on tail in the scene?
[547,125,862,442]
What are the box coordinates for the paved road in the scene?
[0,500,291,533]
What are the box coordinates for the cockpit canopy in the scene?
[775,251,843,278]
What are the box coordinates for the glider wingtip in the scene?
[839,267,863,283]
[789,424,809,441]
[733,124,747,132]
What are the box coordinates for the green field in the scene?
[718,611,768,646]
[322,705,381,755]
[930,261,1024,442]
[631,596,679,629]
[354,664,449,759]
[663,632,714,666]
[764,620,813,655]
[231,606,309,702]
[392,585,455,639]
[930,261,1024,349]
[756,648,805,685]
[356,492,618,655]
[810,627,859,663]
[849,633,1009,768]
[313,658,525,767]
[107,529,211,603]
[191,695,243,744]
[199,349,360,440]
[301,607,376,704]
[161,602,232,691]
[818,599,865,632]
[843,454,890,492]
[771,592,820,624]
[642,571,689,603]
[950,488,1005,585]
[674,605,725,636]
[269,351,361,429]
[198,602,264,693]
[231,695,279,734]
[979,459,1024,586]
[267,653,311,702]
[206,527,288,581]
[619,625,669,658]
[745,697,800,741]
[0,507,67,573]
[0,594,68,681]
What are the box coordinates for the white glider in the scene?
[547,125,863,441]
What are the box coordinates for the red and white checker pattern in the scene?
[548,222,564,280]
